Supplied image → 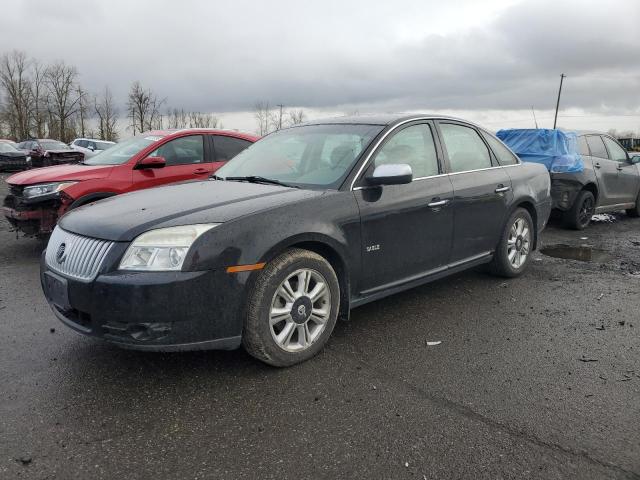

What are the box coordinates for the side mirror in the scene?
[135,156,166,169]
[88,145,95,151]
[366,164,413,186]
[629,155,640,165]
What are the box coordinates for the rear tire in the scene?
[626,193,640,218]
[489,208,534,278]
[242,248,340,367]
[563,190,595,230]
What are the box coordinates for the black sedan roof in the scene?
[300,113,467,127]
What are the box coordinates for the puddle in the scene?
[541,244,614,263]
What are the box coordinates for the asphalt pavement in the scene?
[1,175,639,479]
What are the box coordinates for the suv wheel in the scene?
[563,190,595,230]
[242,248,340,367]
[625,193,640,218]
[489,208,534,278]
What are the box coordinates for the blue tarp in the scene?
[496,129,584,173]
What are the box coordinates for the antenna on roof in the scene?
[531,106,539,129]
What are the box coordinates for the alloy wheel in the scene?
[269,269,331,352]
[507,217,531,269]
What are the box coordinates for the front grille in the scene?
[46,226,115,281]
[9,184,23,197]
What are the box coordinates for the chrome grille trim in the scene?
[45,226,115,282]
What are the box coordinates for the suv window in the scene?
[78,140,88,148]
[152,135,205,166]
[373,124,439,178]
[602,136,628,162]
[440,123,492,172]
[585,136,608,159]
[213,136,252,162]
[578,136,590,156]
[482,132,518,166]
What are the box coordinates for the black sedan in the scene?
[0,142,28,171]
[41,114,552,366]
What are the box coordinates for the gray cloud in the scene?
[3,0,639,114]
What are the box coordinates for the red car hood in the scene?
[7,164,114,185]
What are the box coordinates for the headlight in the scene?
[23,182,77,199]
[119,224,220,271]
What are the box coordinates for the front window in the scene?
[40,140,71,150]
[84,135,163,165]
[215,124,383,189]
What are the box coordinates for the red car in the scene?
[3,129,258,236]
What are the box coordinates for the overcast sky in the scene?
[2,0,639,133]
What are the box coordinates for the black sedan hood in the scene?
[59,180,324,241]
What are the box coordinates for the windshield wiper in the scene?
[223,176,299,188]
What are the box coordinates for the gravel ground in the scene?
[0,174,639,479]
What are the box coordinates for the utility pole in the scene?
[553,73,565,129]
[531,106,539,129]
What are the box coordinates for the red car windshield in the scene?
[84,135,163,166]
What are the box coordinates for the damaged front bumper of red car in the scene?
[3,185,71,236]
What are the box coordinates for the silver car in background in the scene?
[70,138,116,158]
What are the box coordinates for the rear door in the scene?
[211,135,253,173]
[131,134,212,190]
[602,135,640,205]
[436,121,513,263]
[585,135,618,206]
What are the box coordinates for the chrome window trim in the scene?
[349,117,435,191]
[349,118,522,190]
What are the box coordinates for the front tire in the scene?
[242,248,340,367]
[563,190,595,230]
[489,208,534,278]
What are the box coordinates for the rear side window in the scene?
[439,123,492,173]
[602,136,628,162]
[578,136,590,156]
[482,132,518,166]
[213,136,252,162]
[373,124,439,178]
[585,136,608,159]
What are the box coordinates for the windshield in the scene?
[84,135,163,165]
[41,141,70,150]
[95,141,115,150]
[0,143,19,153]
[215,124,383,189]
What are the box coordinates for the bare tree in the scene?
[94,86,118,141]
[30,59,47,138]
[254,101,272,136]
[288,109,306,126]
[44,61,80,142]
[189,111,220,128]
[126,81,165,134]
[75,85,90,138]
[0,50,32,139]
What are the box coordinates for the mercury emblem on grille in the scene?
[56,243,67,263]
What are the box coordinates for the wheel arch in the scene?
[68,191,117,210]
[582,182,599,204]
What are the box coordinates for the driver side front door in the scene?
[354,121,454,295]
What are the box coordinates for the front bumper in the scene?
[0,158,29,171]
[40,252,247,351]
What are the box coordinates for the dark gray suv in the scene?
[553,132,640,229]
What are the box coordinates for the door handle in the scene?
[428,199,449,208]
[495,185,511,193]
[594,162,601,168]
[193,168,208,174]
